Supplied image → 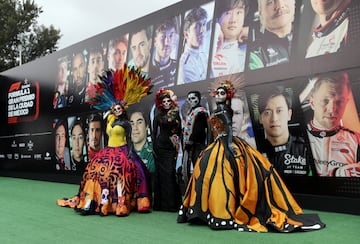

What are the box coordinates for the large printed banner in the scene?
[7,80,39,124]
[1,0,360,198]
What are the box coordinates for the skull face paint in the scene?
[113,104,124,117]
[187,93,200,108]
[215,88,227,103]
[162,97,172,109]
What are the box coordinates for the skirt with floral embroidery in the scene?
[57,145,151,216]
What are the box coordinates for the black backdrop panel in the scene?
[1,0,360,213]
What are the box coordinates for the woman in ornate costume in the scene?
[177,75,325,232]
[152,88,182,211]
[57,64,152,217]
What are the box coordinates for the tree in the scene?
[0,0,61,72]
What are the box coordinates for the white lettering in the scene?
[284,154,306,166]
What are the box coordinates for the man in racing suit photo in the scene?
[177,7,209,85]
[257,85,312,177]
[306,71,360,177]
[248,0,296,70]
[306,0,360,58]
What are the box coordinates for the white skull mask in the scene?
[215,88,227,103]
[187,93,199,108]
[162,98,172,110]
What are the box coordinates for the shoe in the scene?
[100,204,109,216]
[137,197,151,212]
[56,196,79,208]
[116,196,129,216]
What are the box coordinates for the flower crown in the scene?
[212,80,235,99]
[155,88,177,110]
[209,74,244,100]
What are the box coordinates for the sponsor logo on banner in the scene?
[27,140,34,151]
[34,154,42,160]
[21,154,32,159]
[44,152,52,160]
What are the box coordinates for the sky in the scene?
[35,0,181,50]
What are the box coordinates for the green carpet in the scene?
[0,176,358,244]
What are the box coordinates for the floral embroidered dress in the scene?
[57,113,151,216]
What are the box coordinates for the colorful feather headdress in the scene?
[85,64,153,110]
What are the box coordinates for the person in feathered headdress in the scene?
[57,64,153,217]
[177,74,326,233]
[151,88,182,212]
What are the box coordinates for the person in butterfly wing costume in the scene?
[177,74,326,233]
